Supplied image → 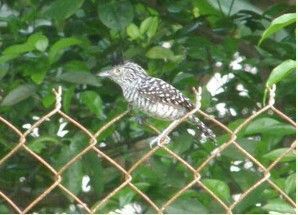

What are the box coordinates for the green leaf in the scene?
[244,117,295,136]
[98,0,134,31]
[2,33,48,55]
[34,36,49,52]
[263,60,295,104]
[2,43,32,56]
[285,173,296,195]
[146,46,175,60]
[42,94,55,108]
[0,55,18,64]
[266,60,296,87]
[31,70,48,85]
[64,160,83,195]
[140,17,159,38]
[64,60,89,72]
[232,170,260,192]
[63,86,75,113]
[22,58,49,85]
[263,148,295,162]
[82,153,104,196]
[172,134,193,154]
[173,72,196,87]
[57,134,87,195]
[48,37,83,64]
[119,188,136,207]
[202,179,232,203]
[140,17,153,34]
[30,63,49,85]
[206,0,262,15]
[262,199,296,213]
[233,184,267,213]
[165,198,208,214]
[43,0,85,21]
[0,204,10,213]
[126,23,141,40]
[80,91,103,117]
[222,138,259,159]
[59,72,101,86]
[259,13,296,45]
[0,64,9,80]
[28,136,59,153]
[1,84,35,106]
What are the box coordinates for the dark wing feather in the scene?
[138,78,194,110]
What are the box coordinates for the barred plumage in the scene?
[98,61,216,141]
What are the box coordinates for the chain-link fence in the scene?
[0,85,296,214]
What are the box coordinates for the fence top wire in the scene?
[0,84,296,214]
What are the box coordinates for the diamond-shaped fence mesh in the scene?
[0,85,296,214]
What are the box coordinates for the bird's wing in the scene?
[138,78,194,110]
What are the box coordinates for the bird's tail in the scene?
[189,116,217,142]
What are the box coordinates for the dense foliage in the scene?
[0,0,296,213]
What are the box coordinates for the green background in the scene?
[0,0,295,213]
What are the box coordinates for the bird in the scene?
[97,61,216,144]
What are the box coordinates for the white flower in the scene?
[244,160,253,169]
[22,123,39,138]
[215,61,223,67]
[32,116,40,120]
[109,203,143,214]
[232,160,243,165]
[19,176,26,182]
[99,142,107,148]
[162,41,171,49]
[69,204,76,212]
[230,165,241,172]
[207,72,235,96]
[57,121,69,137]
[229,52,245,70]
[187,128,196,136]
[82,175,91,192]
[232,193,242,201]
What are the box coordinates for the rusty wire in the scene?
[0,84,296,214]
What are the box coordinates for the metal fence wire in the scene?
[0,85,296,214]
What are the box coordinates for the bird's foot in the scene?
[149,135,171,148]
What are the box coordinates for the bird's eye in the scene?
[114,69,121,75]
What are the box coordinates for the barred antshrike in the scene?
[97,61,216,142]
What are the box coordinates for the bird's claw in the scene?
[149,135,171,148]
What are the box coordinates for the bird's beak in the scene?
[97,70,111,78]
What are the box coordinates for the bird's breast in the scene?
[133,94,186,120]
[122,86,188,120]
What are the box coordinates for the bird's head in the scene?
[97,61,148,87]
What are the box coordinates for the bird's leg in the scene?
[149,120,180,148]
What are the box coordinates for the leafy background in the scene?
[0,0,296,213]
